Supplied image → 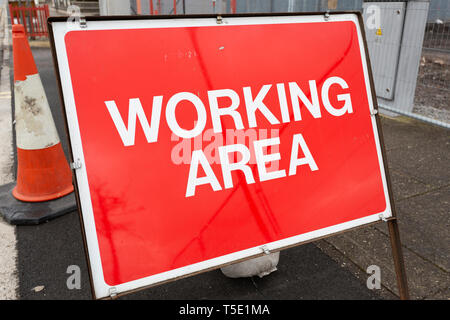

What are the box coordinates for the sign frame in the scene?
[48,11,409,300]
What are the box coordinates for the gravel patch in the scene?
[413,50,450,124]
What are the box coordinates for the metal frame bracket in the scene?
[109,287,118,299]
[79,17,87,28]
[261,245,270,255]
[70,159,82,170]
[216,15,223,24]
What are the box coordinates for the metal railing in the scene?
[9,4,50,38]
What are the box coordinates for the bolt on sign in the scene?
[50,13,395,299]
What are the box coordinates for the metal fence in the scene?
[9,4,50,38]
[413,0,450,125]
[122,0,450,127]
[130,0,364,15]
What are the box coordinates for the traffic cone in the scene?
[11,24,73,202]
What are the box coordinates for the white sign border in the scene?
[51,13,392,299]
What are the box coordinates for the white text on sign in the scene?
[105,76,353,197]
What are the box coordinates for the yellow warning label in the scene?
[376,28,382,36]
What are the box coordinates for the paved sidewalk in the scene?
[0,2,18,300]
[318,116,449,300]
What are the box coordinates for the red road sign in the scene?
[50,13,392,299]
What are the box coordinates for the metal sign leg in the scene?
[387,219,410,300]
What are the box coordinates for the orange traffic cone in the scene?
[12,24,73,202]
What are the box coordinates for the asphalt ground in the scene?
[12,47,387,301]
[17,211,382,300]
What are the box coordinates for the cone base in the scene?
[14,144,74,203]
[12,184,74,203]
[1,182,76,225]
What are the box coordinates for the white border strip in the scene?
[0,3,18,300]
[51,14,392,299]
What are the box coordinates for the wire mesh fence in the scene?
[413,0,450,124]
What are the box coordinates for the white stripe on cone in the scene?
[14,73,60,150]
